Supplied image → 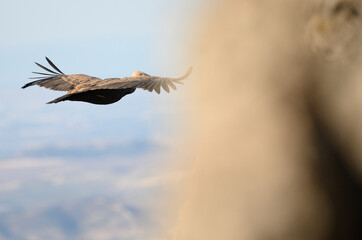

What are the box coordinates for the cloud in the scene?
[115,169,185,191]
[0,197,163,240]
[0,180,21,192]
[0,152,180,239]
[12,139,165,160]
[0,158,63,170]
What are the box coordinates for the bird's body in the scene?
[22,57,192,105]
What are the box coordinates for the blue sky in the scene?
[0,0,213,239]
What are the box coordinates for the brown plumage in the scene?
[22,57,192,105]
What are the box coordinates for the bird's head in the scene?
[132,71,150,77]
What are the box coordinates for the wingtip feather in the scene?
[168,81,177,90]
[45,57,64,74]
[161,81,170,93]
[155,82,161,94]
[35,62,58,74]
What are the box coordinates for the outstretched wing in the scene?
[22,57,101,92]
[90,67,193,94]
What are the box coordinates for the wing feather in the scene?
[134,80,150,88]
[154,82,161,94]
[32,72,56,76]
[161,81,170,93]
[148,81,160,92]
[91,67,192,94]
[46,57,64,74]
[35,62,58,74]
[142,80,157,91]
[168,81,177,90]
[22,74,101,92]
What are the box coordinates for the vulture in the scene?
[22,57,192,105]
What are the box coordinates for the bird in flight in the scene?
[22,57,192,105]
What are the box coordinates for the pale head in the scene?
[132,71,150,77]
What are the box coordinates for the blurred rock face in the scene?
[174,0,362,239]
